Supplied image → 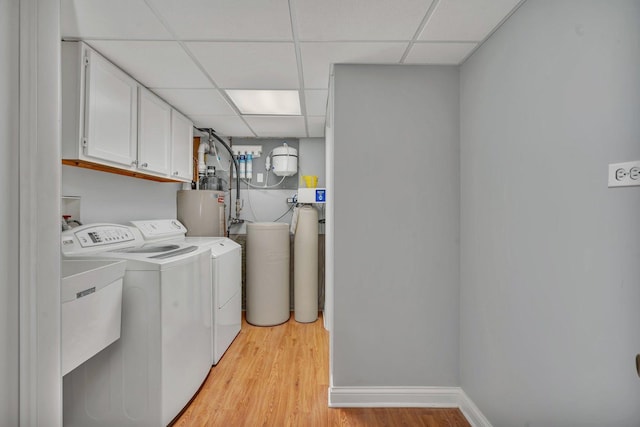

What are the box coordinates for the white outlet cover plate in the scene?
[608,160,640,187]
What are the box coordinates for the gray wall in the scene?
[229,137,300,190]
[1,0,19,423]
[227,137,326,234]
[299,137,326,188]
[332,64,460,386]
[62,165,181,224]
[460,1,640,426]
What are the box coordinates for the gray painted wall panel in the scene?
[460,1,640,426]
[332,64,460,386]
[0,0,19,423]
[299,137,326,188]
[61,165,181,224]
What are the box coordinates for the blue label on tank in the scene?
[315,189,326,202]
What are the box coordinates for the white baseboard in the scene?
[328,386,461,408]
[458,389,493,427]
[328,386,492,427]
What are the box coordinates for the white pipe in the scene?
[198,141,210,176]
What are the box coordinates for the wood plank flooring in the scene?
[173,313,470,427]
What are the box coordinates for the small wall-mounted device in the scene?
[297,188,326,204]
[231,145,262,158]
[271,143,298,177]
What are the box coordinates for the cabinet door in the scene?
[170,109,194,182]
[138,88,172,176]
[84,49,137,168]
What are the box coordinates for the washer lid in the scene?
[108,243,200,259]
[116,244,181,254]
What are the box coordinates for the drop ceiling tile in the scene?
[304,90,328,116]
[404,42,477,64]
[300,42,407,89]
[61,0,172,39]
[419,0,522,41]
[147,0,293,40]
[294,0,433,41]
[187,42,299,89]
[189,115,255,137]
[307,116,326,137]
[87,41,212,89]
[151,89,236,115]
[243,116,307,138]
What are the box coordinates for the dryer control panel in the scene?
[129,219,187,241]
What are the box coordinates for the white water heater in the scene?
[177,190,226,237]
[271,144,297,177]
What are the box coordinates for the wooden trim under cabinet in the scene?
[62,159,183,183]
[193,136,200,182]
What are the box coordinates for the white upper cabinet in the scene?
[170,109,194,181]
[62,42,138,169]
[84,49,138,167]
[138,88,171,176]
[62,41,194,183]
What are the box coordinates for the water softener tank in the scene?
[246,222,290,326]
[271,144,298,177]
[294,206,318,323]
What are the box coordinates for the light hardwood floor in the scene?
[173,313,470,427]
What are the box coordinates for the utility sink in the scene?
[61,259,126,376]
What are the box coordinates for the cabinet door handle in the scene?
[140,162,148,168]
[131,160,138,166]
[173,171,179,175]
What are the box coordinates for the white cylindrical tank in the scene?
[177,190,226,237]
[294,206,318,323]
[246,222,290,326]
[271,144,298,177]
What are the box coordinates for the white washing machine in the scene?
[130,220,242,366]
[61,221,212,427]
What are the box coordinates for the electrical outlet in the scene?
[616,168,628,181]
[608,161,640,187]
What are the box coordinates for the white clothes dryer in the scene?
[185,236,242,365]
[61,221,212,427]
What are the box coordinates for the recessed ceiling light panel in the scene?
[225,90,301,116]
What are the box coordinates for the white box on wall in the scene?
[62,196,81,222]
